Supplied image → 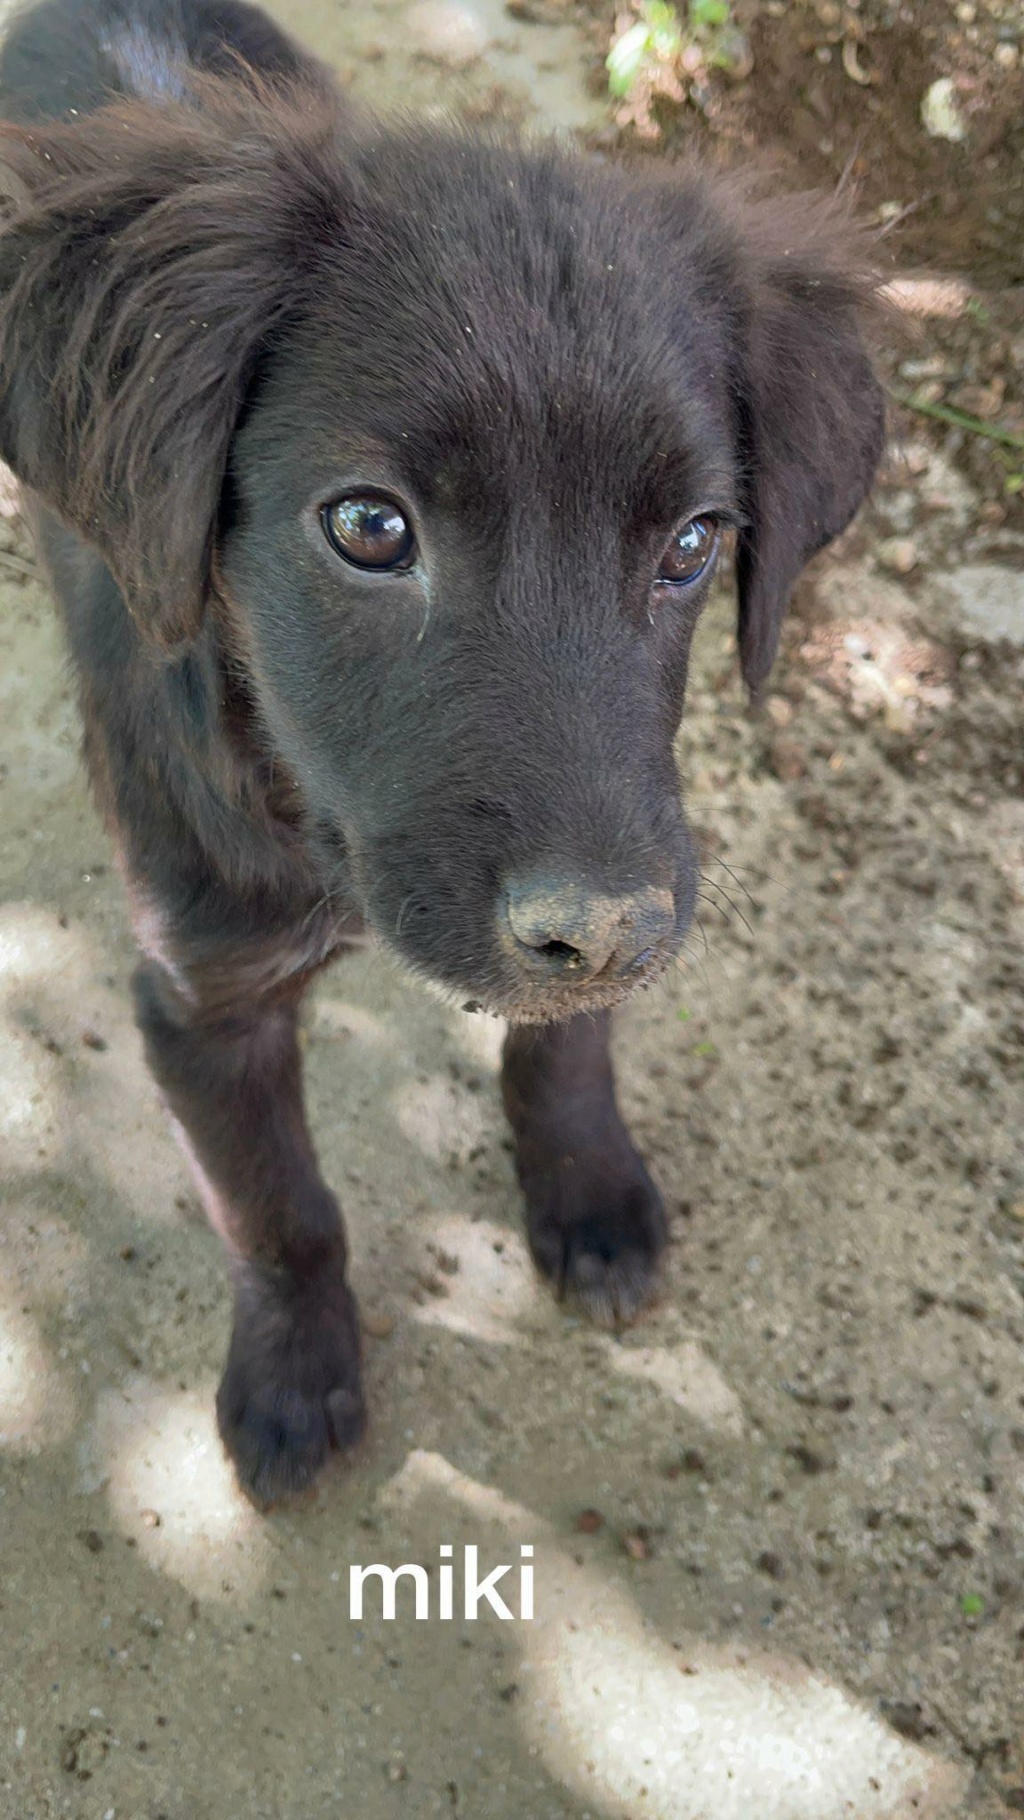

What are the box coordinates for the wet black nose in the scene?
[502,874,676,982]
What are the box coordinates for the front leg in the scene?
[501,1012,667,1325]
[134,959,364,1506]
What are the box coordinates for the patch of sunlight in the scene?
[389,1070,493,1165]
[605,1340,744,1436]
[936,563,1024,648]
[0,902,93,986]
[0,1202,91,1320]
[69,1017,189,1225]
[410,1215,551,1345]
[0,906,92,1170]
[919,919,979,989]
[310,996,398,1048]
[0,903,201,1223]
[0,1295,78,1451]
[445,1005,506,1072]
[881,275,974,319]
[78,1376,271,1601]
[0,1026,56,1166]
[798,569,955,733]
[381,1450,968,1820]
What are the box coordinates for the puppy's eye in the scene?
[657,515,719,586]
[322,494,415,570]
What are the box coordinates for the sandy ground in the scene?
[1,3,1024,1817]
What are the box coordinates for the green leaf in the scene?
[1005,472,1024,495]
[607,20,652,97]
[645,0,681,28]
[676,1006,693,1022]
[646,0,683,54]
[960,1593,985,1617]
[690,0,729,26]
[691,1040,717,1058]
[890,386,1024,453]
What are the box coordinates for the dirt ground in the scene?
[1,1,1022,1816]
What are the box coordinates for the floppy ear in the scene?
[0,74,343,651]
[730,198,885,691]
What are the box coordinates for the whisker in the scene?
[698,878,755,942]
[688,908,711,954]
[680,915,721,989]
[301,882,372,948]
[702,851,789,899]
[696,888,740,932]
[394,892,416,942]
[701,855,760,911]
[672,947,715,998]
[301,890,332,928]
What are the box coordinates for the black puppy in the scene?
[0,0,883,1503]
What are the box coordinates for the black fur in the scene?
[0,0,884,1503]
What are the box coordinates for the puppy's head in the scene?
[0,78,884,1020]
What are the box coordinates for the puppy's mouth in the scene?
[376,938,678,1025]
[365,894,688,1026]
[464,943,679,1025]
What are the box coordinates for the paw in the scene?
[216,1261,365,1507]
[523,1157,667,1326]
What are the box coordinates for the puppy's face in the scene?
[220,150,744,1019]
[0,108,884,1020]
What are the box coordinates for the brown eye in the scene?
[322,494,415,570]
[657,515,719,586]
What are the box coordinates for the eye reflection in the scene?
[657,516,719,586]
[322,494,416,571]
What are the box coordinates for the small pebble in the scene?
[405,1,489,67]
[362,1311,396,1339]
[622,1529,651,1560]
[768,737,808,783]
[877,537,919,575]
[948,378,1005,420]
[755,1550,785,1579]
[764,694,794,728]
[898,355,951,381]
[413,1270,447,1298]
[915,381,949,410]
[921,77,967,142]
[978,501,1006,526]
[886,1701,933,1742]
